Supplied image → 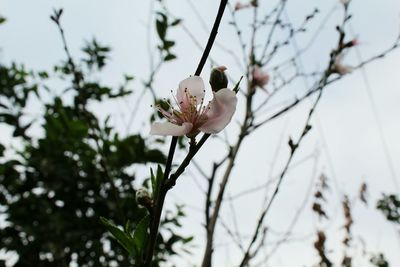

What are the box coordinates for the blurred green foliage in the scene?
[0,16,189,266]
[377,194,400,224]
[370,253,389,267]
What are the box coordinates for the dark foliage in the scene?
[370,253,389,267]
[377,194,400,224]
[0,17,189,266]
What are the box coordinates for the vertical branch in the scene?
[201,3,261,266]
[194,0,228,76]
[201,2,265,266]
[50,10,82,93]
[143,1,229,266]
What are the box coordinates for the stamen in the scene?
[198,97,205,113]
[171,91,180,107]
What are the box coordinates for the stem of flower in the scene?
[194,1,228,76]
[142,1,228,266]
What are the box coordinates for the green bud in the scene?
[135,188,153,210]
[209,66,228,92]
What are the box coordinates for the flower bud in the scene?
[341,38,358,49]
[252,65,270,90]
[135,188,153,210]
[251,0,258,7]
[209,66,228,92]
[235,2,246,11]
[350,38,359,46]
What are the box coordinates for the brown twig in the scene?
[238,87,321,267]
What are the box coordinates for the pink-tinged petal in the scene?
[234,2,250,10]
[333,54,352,75]
[252,65,270,87]
[177,76,205,105]
[150,122,193,136]
[199,89,237,134]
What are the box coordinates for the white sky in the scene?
[1,0,400,266]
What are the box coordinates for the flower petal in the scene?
[150,122,193,136]
[199,89,237,134]
[177,76,205,106]
[252,65,270,87]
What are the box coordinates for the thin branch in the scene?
[237,6,356,265]
[200,5,262,261]
[206,156,228,228]
[257,148,320,265]
[259,0,288,63]
[238,87,322,267]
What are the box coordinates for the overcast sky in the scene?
[1,0,400,266]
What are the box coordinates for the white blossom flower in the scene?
[150,76,237,137]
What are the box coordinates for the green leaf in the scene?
[82,38,111,70]
[132,215,150,256]
[182,236,194,244]
[150,167,156,197]
[156,165,164,184]
[0,16,6,25]
[145,149,166,163]
[38,71,49,79]
[232,76,243,94]
[0,143,5,157]
[156,165,164,195]
[124,219,132,234]
[124,74,134,81]
[170,18,181,26]
[151,165,164,199]
[163,40,175,50]
[164,53,176,61]
[156,16,167,40]
[100,217,136,256]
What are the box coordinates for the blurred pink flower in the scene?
[235,2,249,11]
[150,76,237,137]
[252,65,270,90]
[350,38,359,46]
[333,54,352,75]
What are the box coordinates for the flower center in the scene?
[155,88,210,131]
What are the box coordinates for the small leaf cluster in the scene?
[370,253,389,267]
[377,194,400,223]
[155,11,181,61]
[82,39,110,70]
